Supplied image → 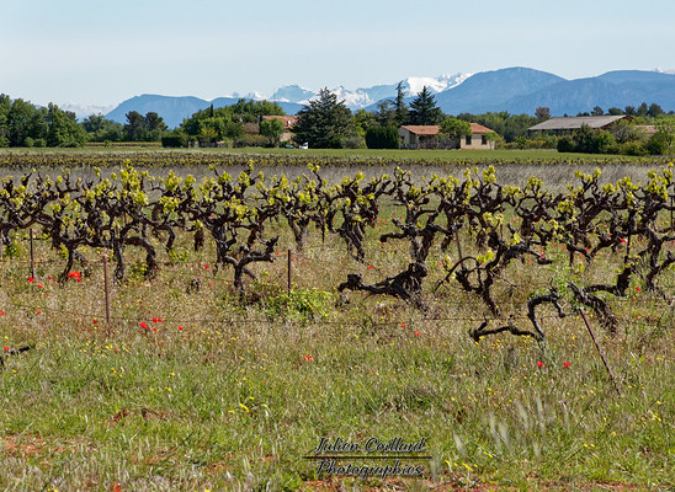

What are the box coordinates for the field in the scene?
[1,148,674,491]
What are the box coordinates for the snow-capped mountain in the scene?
[268,73,472,110]
[59,102,116,119]
[270,85,316,104]
[655,68,675,75]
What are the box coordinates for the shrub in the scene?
[365,126,400,149]
[162,132,188,148]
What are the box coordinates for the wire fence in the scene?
[1,231,673,334]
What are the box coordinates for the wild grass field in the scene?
[0,149,674,491]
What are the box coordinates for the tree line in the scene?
[2,90,675,155]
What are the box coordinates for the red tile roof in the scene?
[401,125,440,135]
[470,123,495,134]
[402,123,495,135]
[262,115,298,128]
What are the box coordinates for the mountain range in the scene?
[93,67,675,128]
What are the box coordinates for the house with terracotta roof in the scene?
[398,123,496,150]
[262,115,298,143]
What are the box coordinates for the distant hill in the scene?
[103,68,675,128]
[106,95,303,128]
[433,67,566,114]
[500,70,675,115]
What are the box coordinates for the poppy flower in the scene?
[27,277,35,283]
[563,361,571,368]
[303,355,313,362]
[414,330,421,336]
[537,360,545,368]
[367,265,374,269]
[140,321,148,329]
[93,319,98,324]
[178,326,184,331]
[401,323,406,328]
[636,286,641,291]
[3,346,8,352]
[37,284,43,289]
[36,310,42,315]
[0,310,5,316]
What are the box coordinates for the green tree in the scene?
[260,118,285,147]
[394,81,408,126]
[124,111,146,141]
[81,114,124,142]
[648,103,665,118]
[407,86,443,125]
[8,99,47,147]
[534,107,550,120]
[45,103,86,147]
[591,106,604,116]
[365,126,399,149]
[292,88,355,148]
[374,100,396,127]
[0,94,10,147]
[440,118,472,139]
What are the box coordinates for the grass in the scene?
[1,161,675,491]
[0,144,670,165]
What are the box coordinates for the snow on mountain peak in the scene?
[405,73,472,95]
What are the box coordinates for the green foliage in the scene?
[292,88,356,149]
[457,111,538,143]
[440,118,472,139]
[259,118,285,147]
[407,86,443,125]
[264,288,333,323]
[161,130,188,148]
[124,111,167,142]
[365,126,399,149]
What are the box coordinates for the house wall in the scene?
[460,134,494,150]
[398,128,415,148]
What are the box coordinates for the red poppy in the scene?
[27,277,34,283]
[93,319,98,324]
[152,317,158,323]
[563,361,571,368]
[537,360,545,368]
[140,321,148,329]
[636,286,641,291]
[0,310,5,315]
[303,355,314,362]
[3,346,8,352]
[36,310,41,315]
[178,326,184,331]
[152,328,158,333]
[414,330,420,336]
[367,265,374,269]
[401,323,406,328]
[37,284,43,289]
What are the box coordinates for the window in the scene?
[481,135,487,145]
[465,136,472,146]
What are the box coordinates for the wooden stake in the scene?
[580,308,622,397]
[287,248,292,295]
[29,229,35,280]
[103,256,112,337]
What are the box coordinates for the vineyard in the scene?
[1,153,675,490]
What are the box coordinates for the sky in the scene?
[1,0,675,108]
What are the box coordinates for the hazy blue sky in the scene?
[2,0,674,107]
